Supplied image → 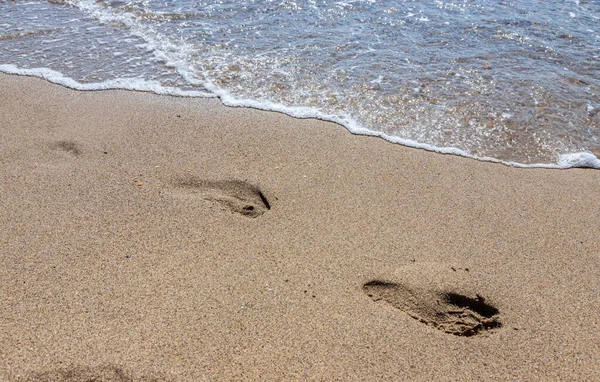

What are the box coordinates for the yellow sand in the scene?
[1,73,599,381]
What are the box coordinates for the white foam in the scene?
[0,64,215,97]
[557,152,600,169]
[207,83,599,169]
[2,64,598,170]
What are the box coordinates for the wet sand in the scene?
[1,73,599,381]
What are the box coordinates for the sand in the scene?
[1,72,599,381]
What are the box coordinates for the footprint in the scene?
[172,177,271,218]
[21,365,164,382]
[363,263,501,337]
[50,140,82,156]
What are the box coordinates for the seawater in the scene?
[1,0,599,168]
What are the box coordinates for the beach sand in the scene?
[1,72,599,381]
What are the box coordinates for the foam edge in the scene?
[2,65,598,170]
[0,64,216,98]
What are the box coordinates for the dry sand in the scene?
[1,73,599,381]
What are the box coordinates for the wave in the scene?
[0,64,214,97]
[3,63,599,169]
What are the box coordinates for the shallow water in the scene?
[1,0,599,167]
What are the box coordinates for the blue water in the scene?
[1,0,599,167]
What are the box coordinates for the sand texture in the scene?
[1,73,599,381]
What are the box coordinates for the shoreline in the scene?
[1,72,599,381]
[2,67,598,170]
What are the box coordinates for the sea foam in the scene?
[0,64,214,97]
[3,63,599,170]
[557,152,600,169]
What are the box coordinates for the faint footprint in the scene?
[21,364,165,382]
[172,177,271,218]
[50,140,82,156]
[363,263,501,337]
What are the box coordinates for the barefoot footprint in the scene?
[22,364,166,382]
[363,263,501,337]
[50,140,82,156]
[172,177,271,218]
